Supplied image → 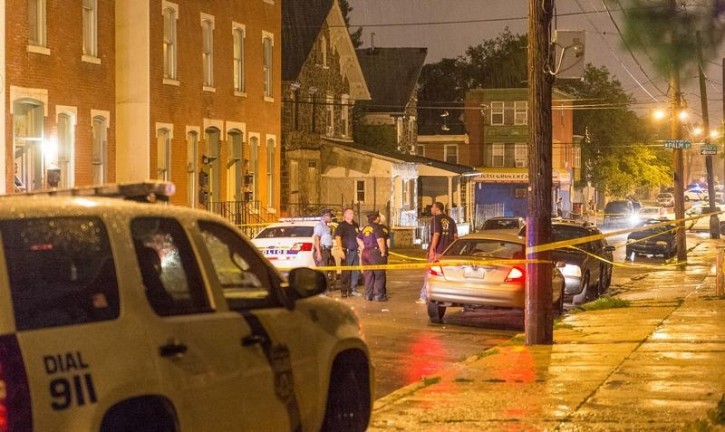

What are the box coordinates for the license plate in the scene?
[464,267,485,279]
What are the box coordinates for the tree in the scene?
[338,0,363,48]
[614,0,725,76]
[556,64,672,196]
[417,28,527,130]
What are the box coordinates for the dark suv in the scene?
[551,220,615,305]
[603,200,636,228]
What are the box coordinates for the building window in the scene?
[490,101,504,125]
[514,144,527,167]
[156,128,172,181]
[326,96,334,137]
[92,116,108,184]
[341,94,349,137]
[82,0,97,57]
[232,25,245,93]
[262,34,273,98]
[186,131,198,207]
[444,144,458,164]
[514,101,528,125]
[227,130,243,201]
[57,113,75,188]
[250,136,259,201]
[355,180,365,203]
[28,0,47,47]
[163,2,178,80]
[491,143,504,167]
[319,35,327,67]
[266,138,275,209]
[201,16,215,87]
[416,144,424,156]
[574,146,581,169]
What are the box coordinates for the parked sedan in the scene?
[425,232,565,323]
[626,218,678,259]
[684,188,708,201]
[551,221,615,305]
[657,193,675,207]
[479,216,525,234]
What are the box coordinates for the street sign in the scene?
[700,143,717,155]
[664,139,692,149]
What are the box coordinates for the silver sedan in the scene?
[425,232,565,323]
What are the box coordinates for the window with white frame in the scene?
[201,16,214,87]
[262,34,274,98]
[266,138,275,208]
[163,3,178,80]
[341,94,349,137]
[444,144,458,164]
[91,116,107,184]
[514,143,527,167]
[574,146,581,169]
[491,143,504,167]
[490,101,504,125]
[319,35,327,67]
[250,136,259,200]
[186,131,198,207]
[232,24,245,93]
[57,113,75,188]
[326,96,334,136]
[355,180,365,203]
[514,101,528,125]
[28,0,47,47]
[157,128,172,181]
[82,0,97,57]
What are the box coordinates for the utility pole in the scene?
[670,0,687,264]
[525,0,554,345]
[696,32,719,239]
[672,66,688,263]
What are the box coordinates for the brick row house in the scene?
[464,88,577,226]
[4,0,282,225]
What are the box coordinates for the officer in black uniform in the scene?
[356,211,388,301]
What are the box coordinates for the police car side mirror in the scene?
[287,267,327,300]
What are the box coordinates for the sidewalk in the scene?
[370,240,725,431]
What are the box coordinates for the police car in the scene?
[0,182,372,432]
[251,218,342,272]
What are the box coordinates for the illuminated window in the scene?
[163,2,178,80]
[82,0,97,57]
[233,25,245,93]
[201,16,215,87]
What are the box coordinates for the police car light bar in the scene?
[6,181,176,203]
[278,217,324,222]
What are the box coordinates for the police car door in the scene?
[0,215,155,431]
[130,216,254,431]
[196,220,323,431]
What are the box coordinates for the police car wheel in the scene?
[101,397,177,432]
[322,365,370,432]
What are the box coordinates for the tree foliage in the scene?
[612,0,725,75]
[556,65,672,196]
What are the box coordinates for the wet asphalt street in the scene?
[336,229,709,401]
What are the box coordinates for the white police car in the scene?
[0,182,372,432]
[252,218,342,272]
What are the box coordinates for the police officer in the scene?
[313,209,335,294]
[334,207,360,297]
[356,211,388,301]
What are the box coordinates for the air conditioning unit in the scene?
[515,160,526,168]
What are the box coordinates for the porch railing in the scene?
[206,200,276,238]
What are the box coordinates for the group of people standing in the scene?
[312,201,458,304]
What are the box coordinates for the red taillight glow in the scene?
[291,242,313,252]
[504,266,525,283]
[0,335,32,431]
[428,265,444,276]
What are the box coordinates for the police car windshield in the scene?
[255,226,314,238]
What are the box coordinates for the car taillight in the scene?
[291,242,313,252]
[428,264,444,276]
[0,335,32,432]
[504,266,525,283]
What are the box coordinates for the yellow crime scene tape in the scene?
[243,209,724,273]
